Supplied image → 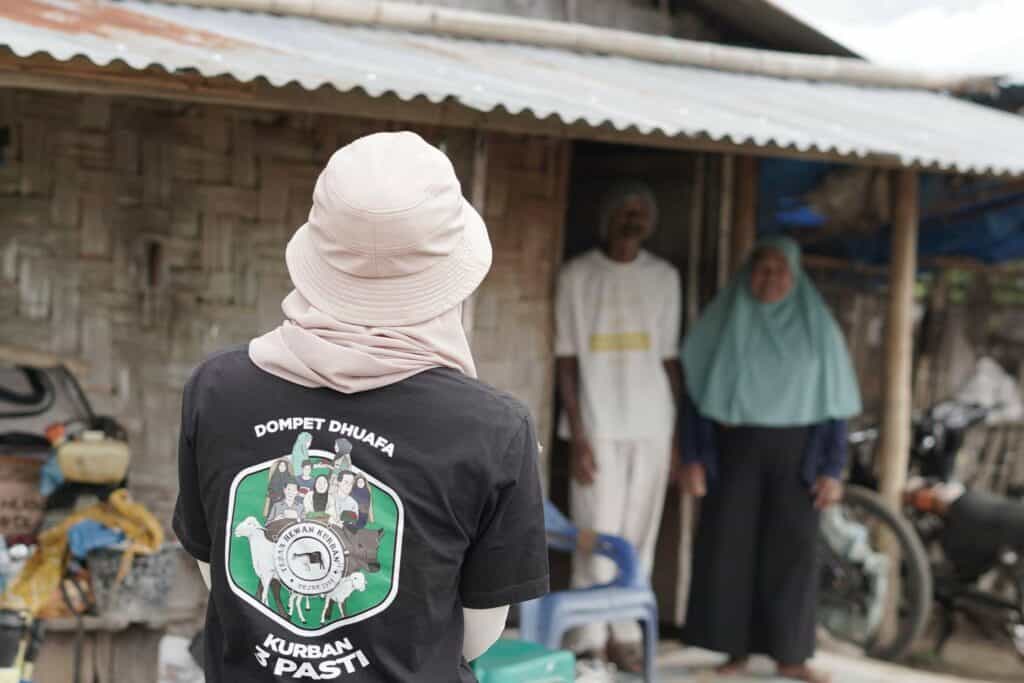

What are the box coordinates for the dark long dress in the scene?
[682,424,820,665]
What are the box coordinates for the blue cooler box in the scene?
[471,639,576,683]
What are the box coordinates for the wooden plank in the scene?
[462,131,488,344]
[676,151,705,627]
[879,169,919,509]
[732,155,758,272]
[716,154,735,289]
[686,155,705,332]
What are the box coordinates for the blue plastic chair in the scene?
[518,501,659,682]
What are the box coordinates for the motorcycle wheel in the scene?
[818,484,933,661]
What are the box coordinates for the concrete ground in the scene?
[507,624,1020,682]
[636,643,996,683]
[567,641,1002,683]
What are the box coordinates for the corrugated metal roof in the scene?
[2,0,1024,175]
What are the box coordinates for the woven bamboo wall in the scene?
[471,134,570,470]
[0,89,569,535]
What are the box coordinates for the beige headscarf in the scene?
[249,290,475,394]
[248,132,488,394]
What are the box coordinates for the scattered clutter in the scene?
[4,489,165,617]
[0,365,173,682]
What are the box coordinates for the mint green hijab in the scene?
[682,237,861,426]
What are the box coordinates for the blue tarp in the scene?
[67,520,125,560]
[758,159,1024,266]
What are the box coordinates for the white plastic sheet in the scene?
[954,357,1024,424]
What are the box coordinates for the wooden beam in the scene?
[804,252,1024,277]
[876,169,919,643]
[732,155,759,273]
[879,169,919,510]
[717,154,736,289]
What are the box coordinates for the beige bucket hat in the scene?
[285,131,492,327]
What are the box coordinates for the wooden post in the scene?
[879,169,919,509]
[732,156,759,273]
[875,169,918,644]
[716,154,735,290]
[686,154,706,327]
[462,131,488,343]
[675,152,705,626]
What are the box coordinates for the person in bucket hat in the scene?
[174,132,548,682]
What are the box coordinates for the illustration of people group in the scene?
[263,434,376,532]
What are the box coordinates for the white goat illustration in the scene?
[320,572,367,622]
[234,516,277,605]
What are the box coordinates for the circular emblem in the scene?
[274,522,346,596]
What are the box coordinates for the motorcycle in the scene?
[818,400,1024,663]
[902,401,1024,662]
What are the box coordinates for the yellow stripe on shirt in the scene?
[589,332,652,352]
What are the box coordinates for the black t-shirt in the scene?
[173,348,549,682]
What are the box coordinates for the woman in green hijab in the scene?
[679,237,861,683]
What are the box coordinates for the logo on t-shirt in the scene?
[225,430,404,637]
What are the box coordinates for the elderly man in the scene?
[555,180,682,672]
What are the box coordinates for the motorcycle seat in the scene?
[948,490,1024,545]
[942,490,1024,581]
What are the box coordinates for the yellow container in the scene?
[57,431,130,485]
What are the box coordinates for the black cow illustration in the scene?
[339,526,384,574]
[321,527,385,621]
[293,550,325,572]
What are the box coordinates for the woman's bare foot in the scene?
[715,656,749,676]
[778,664,832,683]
